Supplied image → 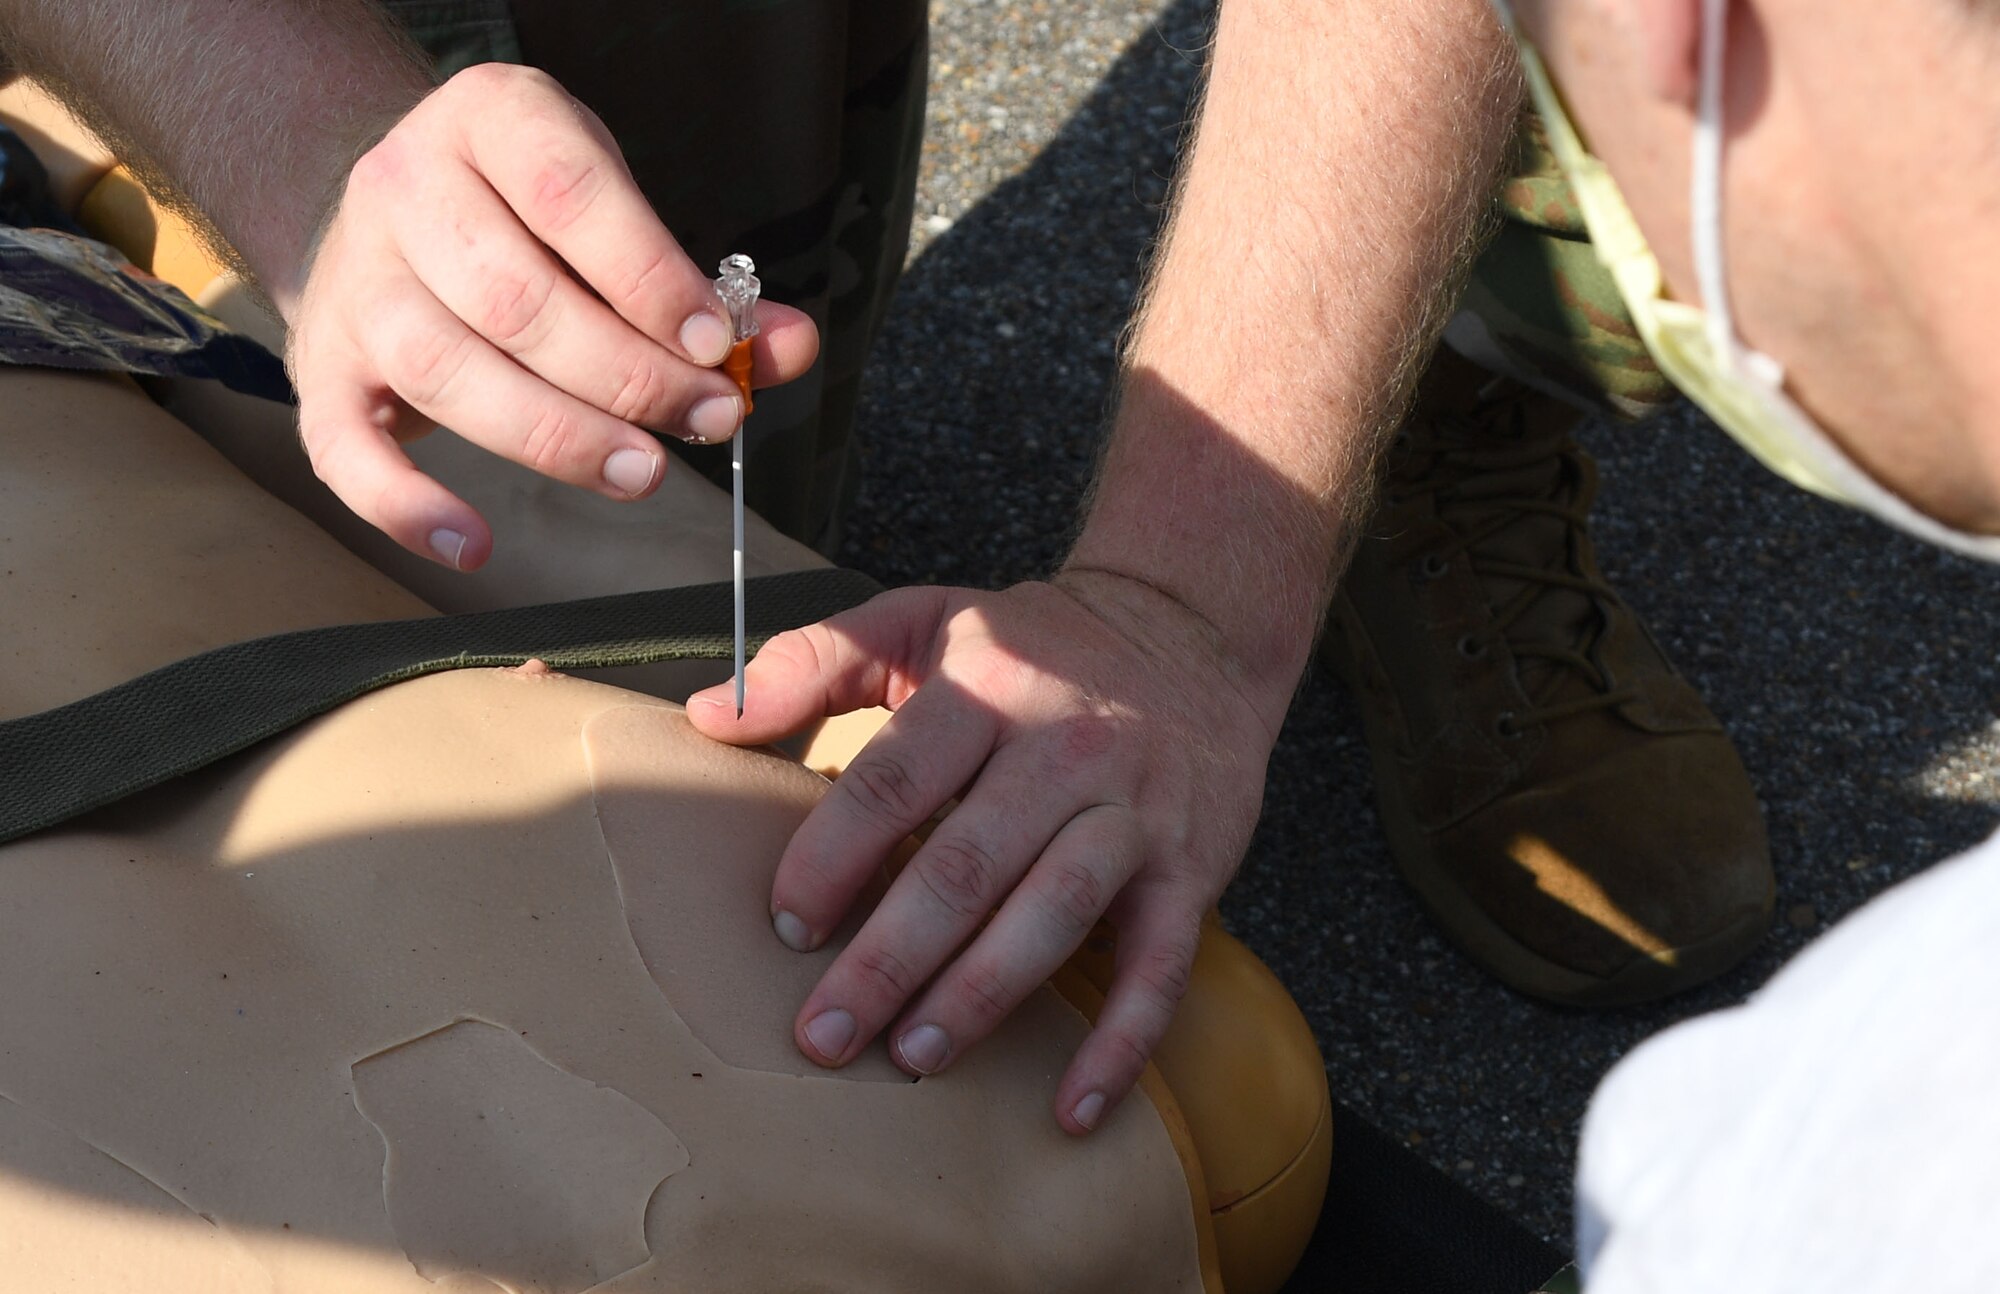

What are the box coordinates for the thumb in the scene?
[686,585,946,744]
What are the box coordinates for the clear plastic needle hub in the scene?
[717,253,761,343]
[716,254,760,718]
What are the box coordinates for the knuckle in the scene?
[1097,1026,1154,1079]
[848,945,919,1003]
[447,61,518,96]
[300,420,341,482]
[509,64,563,99]
[756,625,823,676]
[1135,942,1194,1010]
[754,621,850,699]
[794,622,849,677]
[476,269,559,348]
[390,325,475,406]
[953,963,1014,1027]
[616,248,678,312]
[305,419,367,486]
[839,753,927,832]
[445,62,557,109]
[345,141,399,195]
[1039,858,1107,935]
[524,153,607,232]
[952,645,1028,700]
[517,403,584,477]
[911,837,1003,918]
[302,425,390,523]
[605,355,671,425]
[1051,711,1120,768]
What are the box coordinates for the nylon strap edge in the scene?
[0,567,883,846]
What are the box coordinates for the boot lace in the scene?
[1386,396,1638,732]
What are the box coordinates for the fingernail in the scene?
[803,1008,855,1062]
[687,690,729,711]
[772,909,813,952]
[680,310,733,365]
[428,528,468,569]
[896,1024,950,1075]
[1072,1090,1107,1131]
[687,395,741,443]
[603,447,661,497]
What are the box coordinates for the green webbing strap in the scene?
[0,568,883,846]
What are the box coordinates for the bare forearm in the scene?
[0,0,433,313]
[1068,0,1518,724]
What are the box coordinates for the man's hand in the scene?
[687,571,1281,1133]
[682,0,1518,1131]
[288,64,821,569]
[0,0,831,568]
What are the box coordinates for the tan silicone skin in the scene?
[0,75,117,213]
[0,366,1215,1292]
[76,164,228,300]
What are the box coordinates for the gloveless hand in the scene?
[286,63,819,569]
[687,568,1287,1134]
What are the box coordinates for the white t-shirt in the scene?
[1577,827,2000,1291]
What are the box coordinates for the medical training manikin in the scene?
[0,81,1330,1294]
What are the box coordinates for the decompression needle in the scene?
[716,254,761,719]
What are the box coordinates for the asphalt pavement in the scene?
[836,0,2000,1247]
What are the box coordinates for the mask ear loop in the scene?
[1691,0,1736,353]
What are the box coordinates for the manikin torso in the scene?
[0,367,1211,1292]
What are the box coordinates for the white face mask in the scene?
[1494,0,2000,562]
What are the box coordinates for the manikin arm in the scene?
[0,0,819,567]
[692,0,1520,1130]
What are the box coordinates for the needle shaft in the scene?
[732,430,746,718]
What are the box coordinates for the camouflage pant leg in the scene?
[1449,110,1679,421]
[379,0,928,554]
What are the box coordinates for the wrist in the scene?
[1062,372,1355,723]
[1051,558,1315,740]
[250,86,429,321]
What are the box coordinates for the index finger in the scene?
[450,65,736,365]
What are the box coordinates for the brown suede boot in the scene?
[1323,350,1773,1006]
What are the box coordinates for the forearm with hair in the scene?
[0,0,434,314]
[1067,0,1518,722]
